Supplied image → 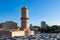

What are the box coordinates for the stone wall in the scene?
[11,31,25,37]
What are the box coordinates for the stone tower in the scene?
[21,6,34,36]
[21,6,29,30]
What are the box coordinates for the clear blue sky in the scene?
[0,0,60,26]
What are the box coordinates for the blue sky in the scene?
[0,0,60,26]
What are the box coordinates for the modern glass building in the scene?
[41,21,46,28]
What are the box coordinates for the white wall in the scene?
[12,31,25,37]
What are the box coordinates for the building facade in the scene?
[41,21,46,28]
[0,30,11,38]
[2,21,17,31]
[0,23,3,29]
